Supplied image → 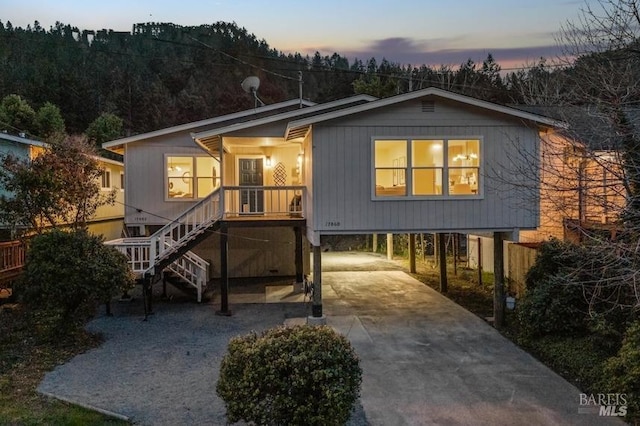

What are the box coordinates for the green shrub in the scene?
[524,238,580,291]
[517,274,587,338]
[216,325,362,426]
[603,321,640,423]
[18,229,134,327]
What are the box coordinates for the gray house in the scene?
[103,87,562,320]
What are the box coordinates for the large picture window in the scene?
[373,138,480,198]
[167,155,220,199]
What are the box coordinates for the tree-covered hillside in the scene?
[0,20,553,139]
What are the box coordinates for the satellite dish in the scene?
[241,76,265,107]
[241,76,261,94]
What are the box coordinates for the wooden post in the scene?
[217,223,231,316]
[438,233,448,293]
[433,233,438,265]
[372,234,378,253]
[386,233,393,260]
[409,233,416,273]
[294,226,303,286]
[493,232,505,328]
[311,245,323,318]
[453,233,458,276]
[477,237,483,286]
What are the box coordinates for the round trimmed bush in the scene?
[216,324,362,426]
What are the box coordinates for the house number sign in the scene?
[325,221,341,227]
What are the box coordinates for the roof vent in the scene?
[421,100,435,112]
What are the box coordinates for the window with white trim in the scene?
[373,138,480,197]
[167,155,220,199]
[119,172,125,191]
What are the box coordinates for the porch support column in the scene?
[294,226,304,292]
[308,245,326,325]
[386,233,393,260]
[408,233,416,273]
[493,232,505,329]
[372,234,378,253]
[438,233,448,293]
[217,223,232,316]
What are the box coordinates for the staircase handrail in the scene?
[147,188,222,274]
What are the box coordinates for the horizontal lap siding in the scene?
[311,99,539,233]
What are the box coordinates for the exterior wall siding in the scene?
[191,227,309,278]
[311,99,540,234]
[95,160,125,221]
[124,134,205,226]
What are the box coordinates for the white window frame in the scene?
[371,136,483,200]
[119,172,125,192]
[164,154,220,202]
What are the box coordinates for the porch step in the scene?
[162,272,211,302]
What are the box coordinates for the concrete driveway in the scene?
[38,251,622,425]
[307,251,621,425]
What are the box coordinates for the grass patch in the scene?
[0,303,130,425]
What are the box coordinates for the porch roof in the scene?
[102,99,316,154]
[284,87,568,141]
[191,94,377,152]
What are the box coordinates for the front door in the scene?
[239,158,264,214]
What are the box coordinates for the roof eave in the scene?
[101,98,317,150]
[193,94,378,142]
[286,87,568,131]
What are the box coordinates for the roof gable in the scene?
[192,94,377,151]
[285,87,566,140]
[102,98,316,153]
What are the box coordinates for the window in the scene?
[101,169,111,190]
[373,138,481,198]
[167,155,220,199]
[119,172,125,191]
[374,140,407,196]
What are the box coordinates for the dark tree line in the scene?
[0,19,560,140]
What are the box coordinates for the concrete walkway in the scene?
[37,252,622,425]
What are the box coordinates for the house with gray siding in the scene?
[103,87,563,321]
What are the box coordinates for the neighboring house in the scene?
[0,132,125,240]
[467,106,628,291]
[103,87,562,317]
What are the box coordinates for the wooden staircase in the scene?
[106,188,222,303]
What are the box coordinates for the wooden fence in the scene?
[507,242,540,297]
[0,240,26,296]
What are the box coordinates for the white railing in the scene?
[106,237,151,274]
[166,250,209,302]
[150,188,222,264]
[105,188,221,298]
[223,186,304,216]
[105,186,305,302]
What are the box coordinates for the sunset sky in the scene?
[1,0,597,69]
